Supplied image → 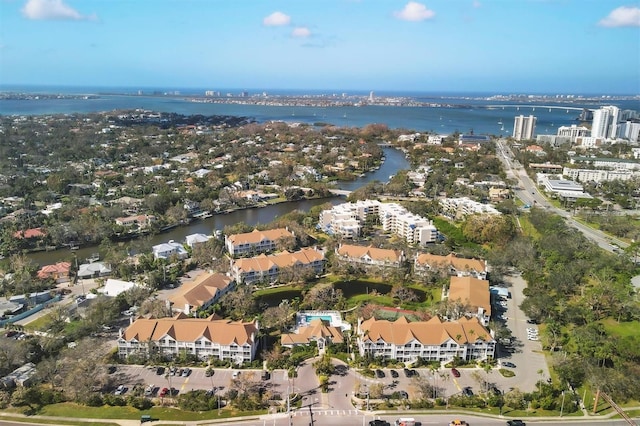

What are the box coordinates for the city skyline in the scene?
[1,0,639,94]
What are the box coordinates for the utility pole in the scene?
[560,390,566,417]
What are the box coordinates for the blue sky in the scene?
[1,0,639,94]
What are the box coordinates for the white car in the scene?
[114,385,125,395]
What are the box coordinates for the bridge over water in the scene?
[485,104,592,112]
[328,189,352,196]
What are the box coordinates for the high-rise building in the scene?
[591,106,620,139]
[513,115,537,141]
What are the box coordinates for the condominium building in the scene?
[562,167,639,183]
[335,244,405,268]
[319,200,437,245]
[117,314,259,362]
[439,197,501,219]
[591,106,620,139]
[168,272,235,315]
[557,125,589,143]
[230,247,325,284]
[225,228,295,257]
[513,115,537,141]
[447,276,492,326]
[378,203,438,245]
[356,316,495,363]
[414,253,487,280]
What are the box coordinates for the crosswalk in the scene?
[292,409,359,417]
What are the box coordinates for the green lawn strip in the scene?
[0,415,117,426]
[23,313,53,331]
[37,403,266,422]
[252,285,301,298]
[517,215,540,240]
[444,405,583,417]
[600,318,640,338]
[347,294,396,308]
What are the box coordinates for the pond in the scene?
[332,279,428,303]
[253,287,303,308]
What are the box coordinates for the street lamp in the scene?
[560,390,566,417]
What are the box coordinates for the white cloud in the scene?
[263,11,291,27]
[291,27,311,38]
[21,0,95,20]
[598,6,640,27]
[394,1,435,22]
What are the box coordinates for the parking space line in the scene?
[452,377,462,391]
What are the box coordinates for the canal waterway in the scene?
[27,147,411,266]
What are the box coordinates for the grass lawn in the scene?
[518,215,540,240]
[23,313,53,331]
[0,415,117,426]
[600,318,640,338]
[37,402,265,421]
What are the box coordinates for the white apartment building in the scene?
[591,106,620,139]
[562,167,639,183]
[513,115,537,141]
[357,316,495,363]
[557,125,589,143]
[319,200,437,245]
[379,203,438,245]
[619,121,640,143]
[569,157,640,171]
[440,197,501,219]
[318,200,382,238]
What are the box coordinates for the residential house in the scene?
[414,253,487,280]
[37,262,71,283]
[168,272,234,315]
[77,261,112,279]
[356,316,495,363]
[335,244,405,269]
[13,228,46,239]
[447,276,491,326]
[117,314,259,363]
[281,318,344,354]
[100,279,138,297]
[185,233,211,248]
[152,241,189,260]
[225,228,295,257]
[230,247,325,284]
[115,214,156,228]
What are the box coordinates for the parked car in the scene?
[159,387,169,397]
[390,369,399,378]
[156,366,165,375]
[181,367,191,377]
[114,385,126,396]
[169,366,177,375]
[501,362,516,368]
[398,390,409,399]
[451,368,461,378]
[369,420,390,426]
[410,369,419,377]
[462,387,474,397]
[403,368,411,377]
[375,369,385,378]
[506,420,526,426]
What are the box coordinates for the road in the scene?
[494,139,629,253]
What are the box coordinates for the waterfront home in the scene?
[36,262,72,283]
[335,244,405,269]
[115,214,156,228]
[356,316,495,363]
[281,318,344,354]
[12,227,45,239]
[77,261,112,279]
[99,279,138,297]
[185,233,211,248]
[117,314,259,362]
[230,247,325,284]
[225,227,295,257]
[168,272,234,315]
[152,241,189,260]
[446,276,491,326]
[414,253,487,280]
